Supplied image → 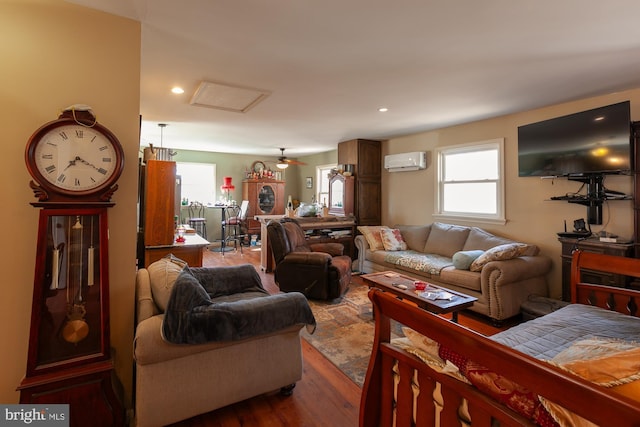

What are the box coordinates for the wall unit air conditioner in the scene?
[384,151,427,172]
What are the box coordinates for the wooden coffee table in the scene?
[361,271,477,323]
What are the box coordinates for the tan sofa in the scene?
[134,258,311,427]
[355,222,552,322]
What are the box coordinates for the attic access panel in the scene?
[190,81,271,113]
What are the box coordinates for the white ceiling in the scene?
[67,0,640,158]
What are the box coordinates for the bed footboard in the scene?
[571,250,640,317]
[359,288,640,427]
[367,337,532,427]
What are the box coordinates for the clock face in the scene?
[252,160,266,173]
[31,123,120,193]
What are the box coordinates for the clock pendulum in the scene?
[49,215,66,290]
[87,215,95,287]
[61,216,89,345]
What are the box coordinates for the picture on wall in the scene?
[305,177,313,188]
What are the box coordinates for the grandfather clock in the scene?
[18,106,124,426]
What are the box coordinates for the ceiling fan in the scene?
[275,148,306,169]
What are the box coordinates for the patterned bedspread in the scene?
[400,303,640,426]
[491,304,640,359]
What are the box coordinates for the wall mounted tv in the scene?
[518,101,632,177]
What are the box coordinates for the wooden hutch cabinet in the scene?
[138,160,209,268]
[558,237,635,301]
[242,179,285,236]
[337,138,381,226]
[143,160,176,246]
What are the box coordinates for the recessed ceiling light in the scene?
[171,87,185,94]
[378,107,389,112]
[594,115,605,121]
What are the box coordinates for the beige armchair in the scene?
[133,257,312,426]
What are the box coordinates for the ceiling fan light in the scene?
[276,162,289,169]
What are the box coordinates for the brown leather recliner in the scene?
[267,218,351,300]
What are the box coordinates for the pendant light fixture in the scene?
[158,123,167,147]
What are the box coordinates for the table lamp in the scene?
[221,176,235,203]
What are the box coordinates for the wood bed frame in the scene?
[359,250,640,426]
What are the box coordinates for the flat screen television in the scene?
[518,101,632,177]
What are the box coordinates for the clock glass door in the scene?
[28,209,109,375]
[329,175,345,215]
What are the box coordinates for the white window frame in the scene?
[434,138,506,225]
[176,162,217,205]
[316,163,336,206]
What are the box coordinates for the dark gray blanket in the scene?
[162,265,316,344]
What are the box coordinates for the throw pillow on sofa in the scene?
[358,225,389,251]
[469,243,530,272]
[380,228,407,251]
[452,250,485,270]
[147,254,189,312]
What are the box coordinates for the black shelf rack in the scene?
[550,173,632,225]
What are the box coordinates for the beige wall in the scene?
[382,89,640,298]
[1,0,140,410]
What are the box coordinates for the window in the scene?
[435,138,505,224]
[176,162,217,205]
[316,164,336,206]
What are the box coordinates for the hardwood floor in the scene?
[168,245,511,426]
[169,337,361,427]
